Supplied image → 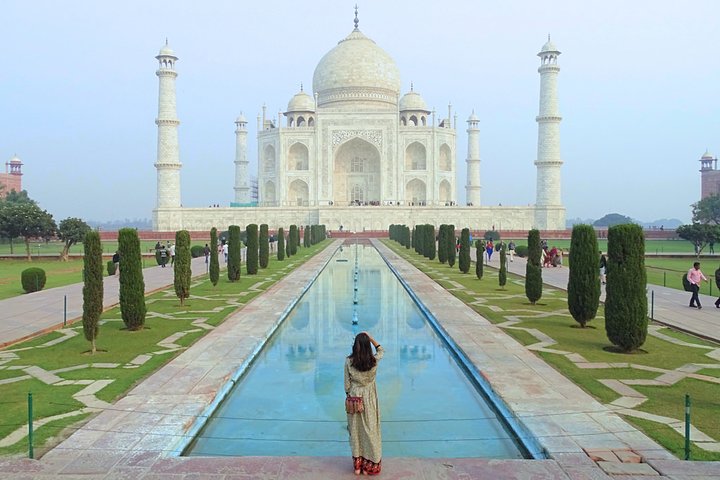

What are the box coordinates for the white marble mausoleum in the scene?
[152,12,565,232]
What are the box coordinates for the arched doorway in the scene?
[439,179,451,204]
[333,138,381,206]
[405,179,426,205]
[289,179,309,206]
[263,181,276,206]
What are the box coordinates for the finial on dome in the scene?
[300,82,304,92]
[410,81,414,92]
[548,33,550,41]
[354,4,359,30]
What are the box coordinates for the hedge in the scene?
[21,267,46,293]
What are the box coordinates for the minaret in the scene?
[465,111,481,206]
[535,36,562,207]
[154,40,181,209]
[234,114,250,204]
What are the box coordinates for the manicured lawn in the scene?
[500,239,694,254]
[0,257,162,301]
[645,257,720,295]
[383,239,720,461]
[0,240,170,256]
[0,240,328,457]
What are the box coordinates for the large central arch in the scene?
[333,138,381,206]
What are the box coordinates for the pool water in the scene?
[185,244,526,458]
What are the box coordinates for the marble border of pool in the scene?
[2,239,717,479]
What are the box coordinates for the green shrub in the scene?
[246,224,259,275]
[118,228,146,330]
[484,230,501,241]
[228,225,242,282]
[82,230,103,354]
[21,267,46,293]
[459,228,470,273]
[289,225,298,256]
[259,224,269,269]
[499,242,507,287]
[106,260,116,276]
[568,224,600,328]
[277,227,285,261]
[174,230,191,305]
[525,229,542,305]
[515,245,529,257]
[209,227,219,286]
[425,224,436,260]
[438,225,448,264]
[190,245,204,258]
[605,224,648,352]
[447,225,456,268]
[475,240,484,279]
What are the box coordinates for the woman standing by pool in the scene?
[345,331,384,475]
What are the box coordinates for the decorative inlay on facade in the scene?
[332,129,383,150]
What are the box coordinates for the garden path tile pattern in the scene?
[0,240,716,478]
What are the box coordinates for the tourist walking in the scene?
[715,266,720,308]
[599,251,607,285]
[222,242,229,263]
[159,245,168,268]
[507,241,515,262]
[486,240,494,261]
[345,332,384,476]
[204,243,210,264]
[687,262,707,309]
[169,243,176,265]
[112,251,120,276]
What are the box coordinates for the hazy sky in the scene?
[1,0,718,224]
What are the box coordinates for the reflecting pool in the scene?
[185,244,526,458]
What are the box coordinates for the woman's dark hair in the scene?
[348,333,376,372]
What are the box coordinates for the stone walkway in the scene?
[0,256,210,348]
[0,241,718,478]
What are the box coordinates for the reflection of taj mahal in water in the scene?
[153,10,565,232]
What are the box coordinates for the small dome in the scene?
[312,28,401,107]
[540,37,559,53]
[286,90,315,113]
[235,113,247,124]
[158,41,176,57]
[9,154,21,164]
[702,150,714,159]
[399,91,428,112]
[467,111,479,122]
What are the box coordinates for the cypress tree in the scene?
[246,224,259,274]
[447,225,456,268]
[499,242,507,287]
[475,240,484,279]
[411,226,416,251]
[227,225,241,281]
[289,225,298,256]
[286,233,291,257]
[259,224,269,268]
[605,224,648,352]
[209,227,219,286]
[426,224,436,260]
[459,228,471,273]
[82,230,103,354]
[305,225,310,247]
[525,229,543,305]
[118,228,146,330]
[568,224,600,328]
[277,227,285,261]
[438,225,447,264]
[404,225,410,248]
[173,230,191,306]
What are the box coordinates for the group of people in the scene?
[154,241,175,268]
[541,242,563,268]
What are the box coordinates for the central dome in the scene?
[312,29,401,108]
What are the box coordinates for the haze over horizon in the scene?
[1,0,717,225]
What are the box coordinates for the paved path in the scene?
[477,251,720,344]
[0,257,211,348]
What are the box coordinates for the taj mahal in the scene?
[153,11,565,232]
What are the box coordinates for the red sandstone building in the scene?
[0,155,23,197]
